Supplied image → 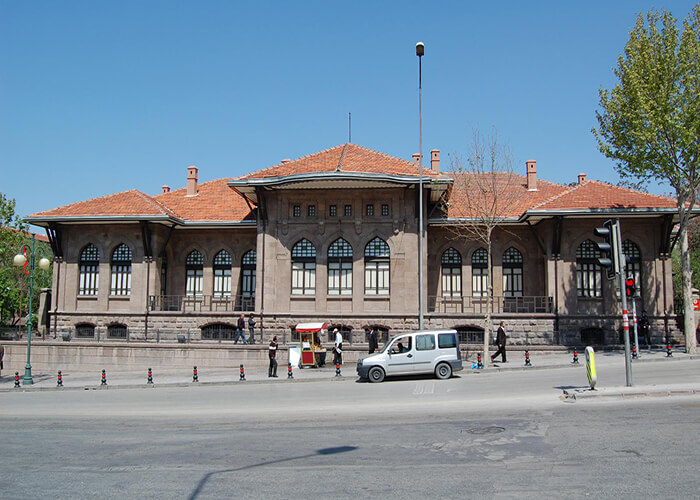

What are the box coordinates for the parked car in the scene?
[356,329,463,383]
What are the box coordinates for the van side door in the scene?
[411,333,437,373]
[386,335,414,375]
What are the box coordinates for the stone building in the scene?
[27,143,681,346]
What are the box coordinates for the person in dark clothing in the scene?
[248,313,256,344]
[639,310,651,348]
[234,313,248,344]
[491,321,507,363]
[368,327,378,354]
[268,336,278,377]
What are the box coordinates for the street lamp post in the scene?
[416,41,425,330]
[13,234,51,385]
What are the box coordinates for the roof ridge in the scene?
[530,181,584,210]
[135,190,182,218]
[586,179,676,202]
[240,144,347,179]
[336,143,349,172]
[349,143,416,167]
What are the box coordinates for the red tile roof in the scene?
[29,190,178,219]
[154,178,254,222]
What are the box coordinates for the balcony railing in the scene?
[149,294,255,313]
[428,295,553,314]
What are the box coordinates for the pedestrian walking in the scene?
[639,310,651,348]
[368,327,378,354]
[333,328,343,365]
[248,313,256,344]
[268,336,278,377]
[0,345,4,376]
[491,321,508,363]
[234,313,248,344]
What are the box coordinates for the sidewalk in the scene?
[1,348,698,392]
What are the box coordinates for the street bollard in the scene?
[57,370,63,387]
[335,363,341,377]
[192,366,199,382]
[477,353,484,370]
[239,364,246,381]
[101,369,107,386]
[524,350,532,367]
[632,346,638,359]
[572,351,579,364]
[287,362,294,379]
[666,343,673,357]
[147,367,154,384]
[14,371,20,388]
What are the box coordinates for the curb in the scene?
[562,386,700,401]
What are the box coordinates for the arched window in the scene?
[441,248,462,298]
[241,250,256,301]
[110,244,132,296]
[75,322,95,338]
[186,250,204,297]
[576,240,602,297]
[201,323,236,341]
[292,239,316,295]
[79,244,100,295]
[623,240,642,297]
[213,250,232,298]
[108,323,128,339]
[471,248,488,298]
[503,247,523,298]
[328,238,353,296]
[364,237,390,295]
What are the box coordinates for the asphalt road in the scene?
[1,358,699,499]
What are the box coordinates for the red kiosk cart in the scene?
[296,322,327,368]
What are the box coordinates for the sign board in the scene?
[585,346,597,390]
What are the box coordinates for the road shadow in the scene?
[188,446,358,499]
[554,385,588,390]
[355,373,462,384]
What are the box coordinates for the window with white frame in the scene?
[292,239,316,295]
[471,248,488,298]
[79,244,100,295]
[365,237,390,295]
[503,247,523,297]
[623,240,642,297]
[441,248,462,298]
[576,240,602,298]
[213,250,232,298]
[110,244,132,296]
[328,238,353,295]
[241,250,256,299]
[185,250,204,297]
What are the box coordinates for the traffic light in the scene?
[594,219,617,280]
[625,277,636,297]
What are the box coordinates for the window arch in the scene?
[471,248,488,298]
[292,239,316,295]
[213,250,232,298]
[623,240,642,297]
[201,323,236,341]
[328,238,353,296]
[108,323,128,339]
[576,240,602,297]
[240,250,256,303]
[503,247,523,298]
[79,244,100,295]
[75,322,95,339]
[441,248,462,298]
[186,250,204,297]
[365,237,389,295]
[110,244,132,296]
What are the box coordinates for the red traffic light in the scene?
[625,277,636,297]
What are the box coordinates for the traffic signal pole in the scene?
[615,219,633,387]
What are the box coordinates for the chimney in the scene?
[186,166,198,196]
[281,159,291,164]
[412,153,421,166]
[578,173,587,184]
[526,160,537,191]
[431,149,440,172]
[162,185,170,194]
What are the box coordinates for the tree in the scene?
[593,7,700,353]
[446,129,525,359]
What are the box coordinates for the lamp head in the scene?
[416,42,424,57]
[13,254,27,267]
[39,257,51,270]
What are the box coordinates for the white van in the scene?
[356,329,463,383]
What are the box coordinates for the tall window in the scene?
[186,250,204,297]
[365,237,390,295]
[503,247,523,297]
[623,240,642,297]
[441,248,462,298]
[472,248,488,297]
[79,244,100,295]
[110,244,132,296]
[213,250,232,298]
[292,239,316,295]
[576,240,602,298]
[328,238,353,295]
[241,250,256,299]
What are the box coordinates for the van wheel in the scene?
[368,366,385,383]
[435,362,452,380]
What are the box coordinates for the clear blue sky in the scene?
[1,1,696,219]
